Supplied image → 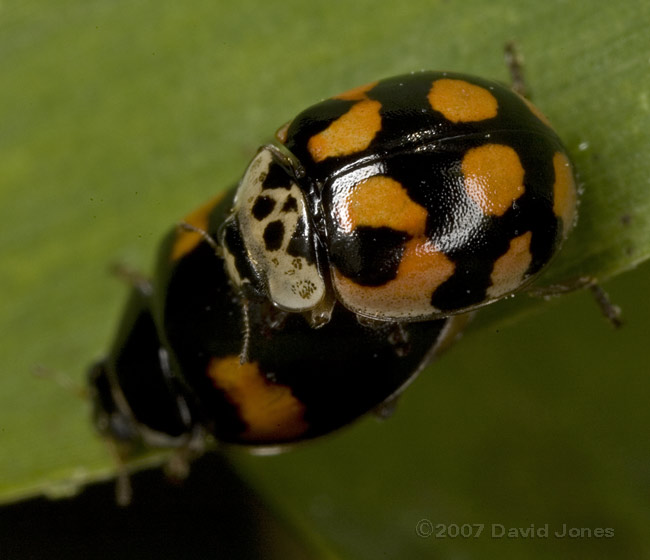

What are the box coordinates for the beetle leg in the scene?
[164,427,207,483]
[373,394,400,420]
[504,41,528,98]
[387,323,411,357]
[109,262,152,295]
[588,282,623,328]
[528,276,622,328]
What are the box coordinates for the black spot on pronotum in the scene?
[262,162,293,190]
[281,195,298,213]
[286,217,315,263]
[263,220,285,251]
[252,196,276,221]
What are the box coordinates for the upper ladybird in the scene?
[221,71,577,324]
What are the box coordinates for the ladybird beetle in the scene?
[89,66,577,483]
[221,71,577,326]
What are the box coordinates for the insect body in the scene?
[222,72,577,325]
[89,70,576,461]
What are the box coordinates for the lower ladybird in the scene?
[88,52,577,501]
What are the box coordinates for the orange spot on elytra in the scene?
[207,356,308,443]
[462,144,525,217]
[429,79,498,123]
[308,98,382,162]
[332,175,455,319]
[333,239,455,320]
[337,176,428,235]
[552,152,577,238]
[170,193,224,261]
[487,231,533,298]
[333,80,378,101]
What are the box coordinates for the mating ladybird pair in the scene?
[89,62,577,466]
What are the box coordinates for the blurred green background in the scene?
[1,0,649,558]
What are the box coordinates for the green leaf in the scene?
[1,0,649,557]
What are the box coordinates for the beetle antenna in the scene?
[178,222,221,254]
[240,298,251,364]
